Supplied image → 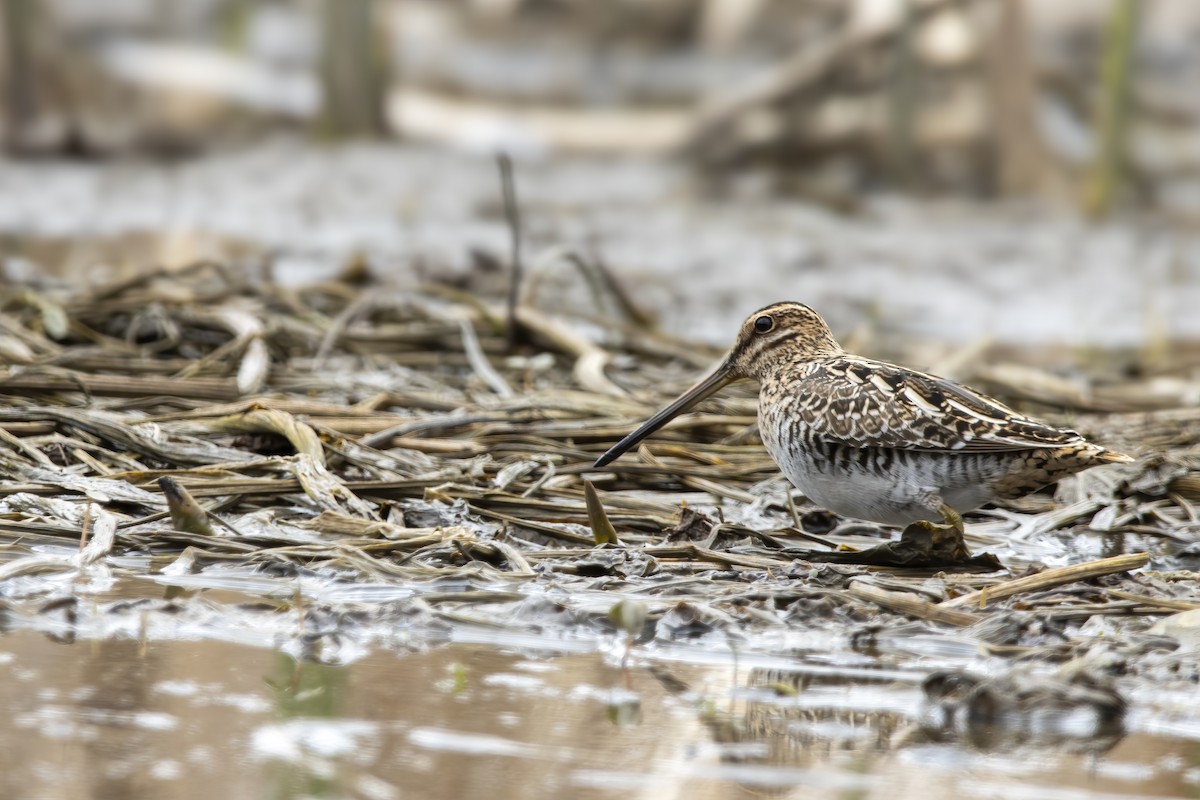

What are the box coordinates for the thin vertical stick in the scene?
[2,0,37,151]
[318,0,388,138]
[79,499,93,551]
[1083,0,1139,218]
[986,0,1053,195]
[497,153,524,350]
[885,0,918,189]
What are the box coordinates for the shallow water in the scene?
[1,632,1195,800]
[1,577,1198,800]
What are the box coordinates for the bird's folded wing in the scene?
[799,357,1083,453]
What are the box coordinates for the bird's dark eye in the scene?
[754,315,774,334]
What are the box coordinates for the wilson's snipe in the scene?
[594,302,1132,557]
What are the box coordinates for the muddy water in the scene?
[0,623,1195,800]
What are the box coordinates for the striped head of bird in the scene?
[594,302,839,467]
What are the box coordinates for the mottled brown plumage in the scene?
[595,302,1132,550]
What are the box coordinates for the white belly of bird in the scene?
[761,427,1004,526]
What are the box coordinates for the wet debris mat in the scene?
[1,266,1199,755]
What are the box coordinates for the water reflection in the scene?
[262,654,350,799]
[0,629,1195,800]
[79,638,164,800]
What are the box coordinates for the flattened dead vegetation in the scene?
[0,266,1198,748]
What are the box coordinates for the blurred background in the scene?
[2,0,1199,354]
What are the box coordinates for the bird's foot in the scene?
[804,503,997,569]
[899,504,972,562]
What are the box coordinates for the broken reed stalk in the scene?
[1,0,39,152]
[848,580,981,627]
[940,552,1150,609]
[638,445,757,504]
[576,245,656,329]
[884,0,918,188]
[497,152,524,351]
[79,498,93,551]
[1083,0,1140,218]
[317,0,389,138]
[584,479,620,545]
[0,372,239,400]
[1106,590,1200,612]
[458,318,513,397]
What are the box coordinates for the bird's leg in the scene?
[899,502,971,561]
[938,503,964,533]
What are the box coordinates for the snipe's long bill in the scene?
[594,359,736,469]
[594,302,1132,553]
